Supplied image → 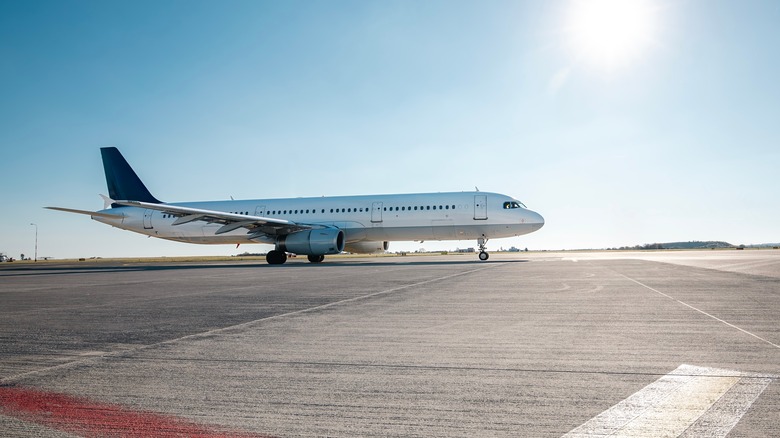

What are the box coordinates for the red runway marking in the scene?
[0,386,273,437]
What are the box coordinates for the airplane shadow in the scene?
[0,258,529,277]
[303,259,530,268]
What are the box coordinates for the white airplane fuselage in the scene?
[93,191,544,249]
[49,147,543,263]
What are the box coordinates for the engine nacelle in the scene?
[344,241,389,254]
[277,228,345,256]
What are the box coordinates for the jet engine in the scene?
[277,228,345,255]
[344,241,389,254]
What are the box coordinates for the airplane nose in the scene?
[527,210,544,230]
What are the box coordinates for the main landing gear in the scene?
[478,236,489,261]
[307,255,325,263]
[266,250,287,265]
[266,251,326,265]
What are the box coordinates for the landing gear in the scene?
[266,250,288,265]
[307,254,325,263]
[478,235,489,261]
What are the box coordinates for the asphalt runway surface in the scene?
[1,250,778,437]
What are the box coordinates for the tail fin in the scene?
[100,147,162,204]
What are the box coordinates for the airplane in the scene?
[47,147,544,264]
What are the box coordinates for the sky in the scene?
[1,0,778,259]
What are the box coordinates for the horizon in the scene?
[5,239,779,263]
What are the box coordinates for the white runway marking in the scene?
[617,273,780,350]
[563,364,775,438]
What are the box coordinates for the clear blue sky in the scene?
[1,0,778,259]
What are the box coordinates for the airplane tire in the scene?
[478,251,489,261]
[266,250,288,265]
[307,255,325,263]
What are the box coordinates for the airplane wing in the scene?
[113,200,313,236]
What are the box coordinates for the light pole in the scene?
[30,223,37,262]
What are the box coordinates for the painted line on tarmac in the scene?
[2,264,501,384]
[563,364,775,438]
[618,273,780,350]
[0,385,272,438]
[159,264,502,344]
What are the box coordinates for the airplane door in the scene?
[254,205,266,216]
[371,202,383,223]
[143,209,154,229]
[474,195,487,220]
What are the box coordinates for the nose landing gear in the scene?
[478,236,489,261]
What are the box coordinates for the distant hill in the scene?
[661,241,734,249]
[616,241,733,250]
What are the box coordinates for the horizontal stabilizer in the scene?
[45,207,123,219]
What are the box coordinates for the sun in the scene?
[564,0,658,71]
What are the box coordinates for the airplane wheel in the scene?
[266,250,288,265]
[479,251,489,261]
[308,255,325,263]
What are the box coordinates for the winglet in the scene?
[100,147,162,204]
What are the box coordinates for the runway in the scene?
[1,251,778,437]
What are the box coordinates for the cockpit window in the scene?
[503,201,527,209]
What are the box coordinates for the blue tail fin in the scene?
[100,147,162,204]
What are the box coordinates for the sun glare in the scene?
[565,0,657,71]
